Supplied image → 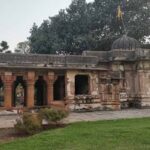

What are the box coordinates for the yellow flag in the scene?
[117,5,123,20]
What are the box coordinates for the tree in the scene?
[15,41,30,54]
[28,0,150,54]
[0,41,9,53]
[29,0,89,54]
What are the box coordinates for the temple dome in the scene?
[111,35,140,50]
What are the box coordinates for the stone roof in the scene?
[111,35,140,50]
[0,47,149,70]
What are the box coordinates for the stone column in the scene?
[137,70,150,107]
[90,72,99,95]
[26,72,35,108]
[4,72,13,108]
[46,72,54,105]
[66,71,75,100]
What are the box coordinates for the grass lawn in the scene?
[1,118,150,150]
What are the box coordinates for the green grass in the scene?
[1,118,150,150]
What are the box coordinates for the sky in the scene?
[0,0,94,51]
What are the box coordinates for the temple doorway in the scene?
[54,76,65,101]
[13,76,26,107]
[34,76,47,106]
[75,75,89,95]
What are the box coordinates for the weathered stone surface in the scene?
[0,35,149,110]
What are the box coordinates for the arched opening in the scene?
[54,76,65,101]
[75,75,89,95]
[0,78,4,107]
[13,76,26,107]
[34,76,47,106]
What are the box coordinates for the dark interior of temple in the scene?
[75,75,89,95]
[35,76,47,106]
[54,76,65,101]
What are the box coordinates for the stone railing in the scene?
[0,53,98,67]
[136,49,150,60]
[82,51,109,62]
[109,50,135,61]
[83,50,136,62]
[66,55,98,65]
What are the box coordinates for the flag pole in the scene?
[122,16,127,35]
[117,0,128,35]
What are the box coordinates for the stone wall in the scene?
[136,60,150,107]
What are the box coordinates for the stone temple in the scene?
[0,35,150,111]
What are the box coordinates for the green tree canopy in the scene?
[0,41,10,53]
[15,41,30,54]
[28,0,150,54]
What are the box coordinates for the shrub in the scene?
[39,108,68,124]
[15,112,42,135]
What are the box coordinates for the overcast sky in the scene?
[0,0,94,50]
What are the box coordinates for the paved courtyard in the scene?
[64,109,150,123]
[1,109,150,128]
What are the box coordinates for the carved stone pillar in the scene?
[66,71,75,100]
[46,72,54,105]
[4,72,14,108]
[26,72,35,108]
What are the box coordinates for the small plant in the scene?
[15,112,42,135]
[39,108,68,124]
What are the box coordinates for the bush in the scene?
[15,112,42,135]
[15,108,68,135]
[39,108,68,124]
